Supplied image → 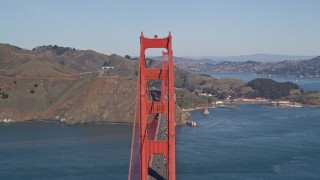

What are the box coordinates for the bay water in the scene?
[1,74,320,179]
[177,104,320,179]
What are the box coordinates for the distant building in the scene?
[215,101,224,104]
[198,92,213,97]
[276,100,291,104]
[235,97,269,103]
[234,98,243,101]
[102,66,114,70]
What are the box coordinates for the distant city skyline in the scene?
[1,0,320,57]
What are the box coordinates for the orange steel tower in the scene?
[128,32,176,180]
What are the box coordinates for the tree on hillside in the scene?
[103,61,111,66]
[199,80,207,86]
[1,92,9,99]
[246,78,300,99]
[32,45,71,55]
[125,55,131,59]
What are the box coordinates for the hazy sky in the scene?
[1,0,320,56]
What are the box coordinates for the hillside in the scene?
[257,56,320,77]
[2,43,317,124]
[0,43,245,124]
[246,78,301,99]
[191,54,314,62]
[0,44,75,77]
[186,56,320,78]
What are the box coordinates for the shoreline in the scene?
[181,101,320,113]
[0,118,133,125]
[2,102,319,125]
[181,104,239,112]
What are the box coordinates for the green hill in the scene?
[246,78,301,99]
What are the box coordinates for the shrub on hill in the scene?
[125,55,131,59]
[32,45,73,55]
[199,80,206,85]
[1,92,9,99]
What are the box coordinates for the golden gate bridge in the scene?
[128,32,176,180]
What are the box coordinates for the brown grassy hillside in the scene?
[39,77,136,124]
[0,43,244,124]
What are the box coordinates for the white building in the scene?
[102,66,114,70]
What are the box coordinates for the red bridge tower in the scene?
[128,32,176,180]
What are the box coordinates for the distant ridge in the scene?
[183,54,316,62]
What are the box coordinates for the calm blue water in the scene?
[177,105,320,180]
[0,123,132,180]
[211,73,320,92]
[1,105,320,179]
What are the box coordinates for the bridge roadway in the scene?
[148,90,168,180]
[148,114,168,180]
